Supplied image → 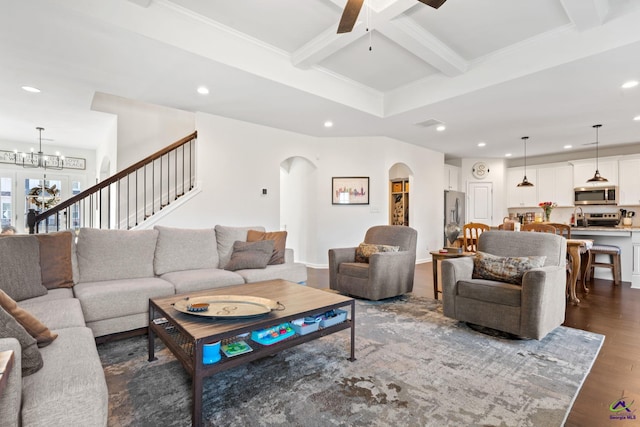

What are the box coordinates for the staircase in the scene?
[29,131,197,233]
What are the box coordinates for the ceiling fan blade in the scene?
[418,0,447,9]
[337,0,365,34]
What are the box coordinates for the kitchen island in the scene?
[570,226,640,288]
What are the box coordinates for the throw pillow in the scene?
[154,226,219,275]
[214,225,265,269]
[355,243,400,263]
[246,230,287,265]
[35,230,74,289]
[0,235,47,301]
[0,305,43,376]
[472,251,547,285]
[224,240,275,271]
[0,290,58,347]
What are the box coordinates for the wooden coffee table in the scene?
[148,279,356,427]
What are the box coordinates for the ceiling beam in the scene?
[378,16,467,76]
[561,0,610,31]
[293,0,465,76]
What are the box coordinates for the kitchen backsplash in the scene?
[506,205,639,227]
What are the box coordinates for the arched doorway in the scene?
[388,163,413,226]
[280,156,317,264]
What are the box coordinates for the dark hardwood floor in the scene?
[306,263,640,426]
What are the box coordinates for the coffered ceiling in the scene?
[1,0,640,160]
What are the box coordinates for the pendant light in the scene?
[587,124,607,182]
[517,136,534,187]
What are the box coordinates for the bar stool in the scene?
[586,244,621,285]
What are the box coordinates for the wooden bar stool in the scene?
[586,244,621,285]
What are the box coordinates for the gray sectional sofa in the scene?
[0,225,307,427]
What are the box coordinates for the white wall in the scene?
[152,112,443,266]
[91,93,195,169]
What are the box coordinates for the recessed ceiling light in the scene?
[505,153,512,157]
[564,144,572,149]
[21,86,40,93]
[436,125,446,132]
[477,142,486,147]
[634,115,640,121]
[196,86,209,95]
[622,80,638,89]
[324,121,333,128]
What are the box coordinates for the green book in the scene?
[221,341,253,357]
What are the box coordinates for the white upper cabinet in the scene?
[507,167,538,207]
[572,159,618,186]
[537,165,574,207]
[443,164,460,191]
[619,158,640,206]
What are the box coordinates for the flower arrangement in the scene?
[538,201,557,222]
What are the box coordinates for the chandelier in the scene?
[14,127,64,170]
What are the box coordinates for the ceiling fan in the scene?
[337,0,447,34]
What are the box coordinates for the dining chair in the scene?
[548,223,571,239]
[522,223,557,234]
[462,222,490,252]
[498,221,516,231]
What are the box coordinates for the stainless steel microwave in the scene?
[574,186,618,205]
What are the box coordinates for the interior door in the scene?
[467,181,493,225]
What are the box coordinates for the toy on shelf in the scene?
[251,323,295,346]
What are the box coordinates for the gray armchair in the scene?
[329,225,418,300]
[441,230,566,340]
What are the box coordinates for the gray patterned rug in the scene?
[98,296,603,427]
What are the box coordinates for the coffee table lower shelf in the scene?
[147,280,355,427]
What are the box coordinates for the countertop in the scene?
[570,226,640,232]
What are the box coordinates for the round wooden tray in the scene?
[173,295,280,319]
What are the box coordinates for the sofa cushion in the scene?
[73,277,174,323]
[338,262,370,279]
[215,225,265,269]
[0,290,57,347]
[76,228,159,282]
[472,251,546,285]
[355,243,399,263]
[246,230,287,265]
[0,306,43,376]
[235,262,308,284]
[161,268,245,294]
[0,235,47,301]
[154,225,219,275]
[19,297,86,331]
[21,327,108,427]
[225,240,275,271]
[35,230,74,289]
[457,278,522,307]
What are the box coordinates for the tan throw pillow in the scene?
[224,240,275,271]
[247,230,288,265]
[35,231,74,289]
[0,290,58,347]
[472,251,547,285]
[355,243,400,263]
[0,305,43,376]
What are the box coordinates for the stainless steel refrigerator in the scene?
[444,190,466,246]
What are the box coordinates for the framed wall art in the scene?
[332,177,369,205]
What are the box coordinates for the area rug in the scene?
[98,296,603,427]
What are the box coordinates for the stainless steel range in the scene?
[576,212,620,227]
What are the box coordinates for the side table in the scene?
[0,350,15,397]
[429,250,475,300]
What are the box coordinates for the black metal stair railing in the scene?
[29,131,197,234]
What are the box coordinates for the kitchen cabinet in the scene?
[443,165,460,191]
[633,231,640,289]
[537,165,574,206]
[619,158,640,205]
[506,167,537,208]
[572,160,618,186]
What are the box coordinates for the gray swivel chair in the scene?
[328,225,418,300]
[441,230,566,340]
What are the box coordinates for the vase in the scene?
[544,210,551,222]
